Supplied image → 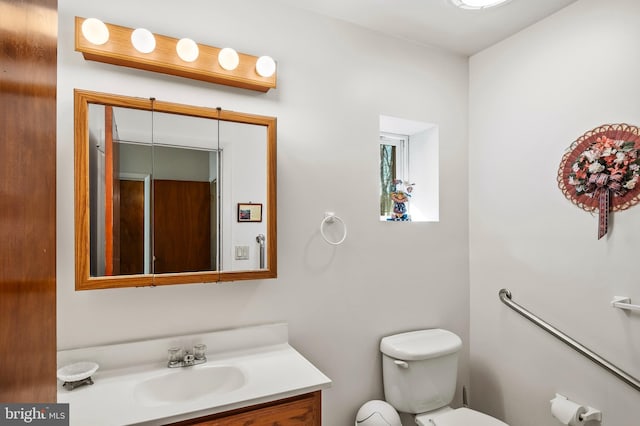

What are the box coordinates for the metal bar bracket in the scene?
[611,296,640,312]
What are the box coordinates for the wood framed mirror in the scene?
[74,89,277,290]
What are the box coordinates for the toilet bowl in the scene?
[380,329,508,426]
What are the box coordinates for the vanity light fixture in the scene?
[74,17,277,92]
[131,28,156,54]
[256,56,276,78]
[176,38,199,62]
[218,47,239,71]
[81,18,109,45]
[450,0,511,9]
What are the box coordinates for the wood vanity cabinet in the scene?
[167,391,321,426]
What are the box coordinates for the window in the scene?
[380,133,409,219]
[379,115,439,222]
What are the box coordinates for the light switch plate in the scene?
[235,245,249,260]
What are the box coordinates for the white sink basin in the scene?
[134,365,246,406]
[58,324,332,425]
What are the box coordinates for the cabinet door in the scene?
[169,391,321,426]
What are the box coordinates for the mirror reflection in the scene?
[88,104,152,277]
[150,111,220,275]
[76,90,277,290]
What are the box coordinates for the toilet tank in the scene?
[380,329,462,414]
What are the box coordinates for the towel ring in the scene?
[320,212,347,245]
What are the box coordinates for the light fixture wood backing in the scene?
[74,17,276,92]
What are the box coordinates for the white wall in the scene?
[57,1,469,424]
[469,0,640,425]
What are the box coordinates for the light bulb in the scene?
[131,28,156,54]
[218,47,239,71]
[255,56,276,78]
[81,18,109,45]
[176,38,199,62]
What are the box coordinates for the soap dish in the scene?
[57,361,99,390]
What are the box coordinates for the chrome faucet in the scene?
[167,344,207,368]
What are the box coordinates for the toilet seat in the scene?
[415,407,509,426]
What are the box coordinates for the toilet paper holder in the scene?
[579,407,602,423]
[550,393,602,424]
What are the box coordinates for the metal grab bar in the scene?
[499,288,640,392]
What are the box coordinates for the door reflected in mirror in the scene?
[151,111,220,275]
[152,145,219,274]
[75,90,277,290]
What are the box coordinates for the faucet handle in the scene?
[193,343,207,360]
[168,347,183,367]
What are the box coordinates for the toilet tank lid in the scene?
[380,329,462,361]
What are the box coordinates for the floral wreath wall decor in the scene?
[557,124,640,239]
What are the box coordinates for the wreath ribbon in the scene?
[587,172,624,239]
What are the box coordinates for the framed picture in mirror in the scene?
[238,203,262,222]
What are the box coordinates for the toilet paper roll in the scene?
[550,394,587,425]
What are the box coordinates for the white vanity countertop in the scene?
[57,323,331,425]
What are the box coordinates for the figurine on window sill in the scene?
[387,180,414,222]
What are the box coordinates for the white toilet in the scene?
[380,329,509,426]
